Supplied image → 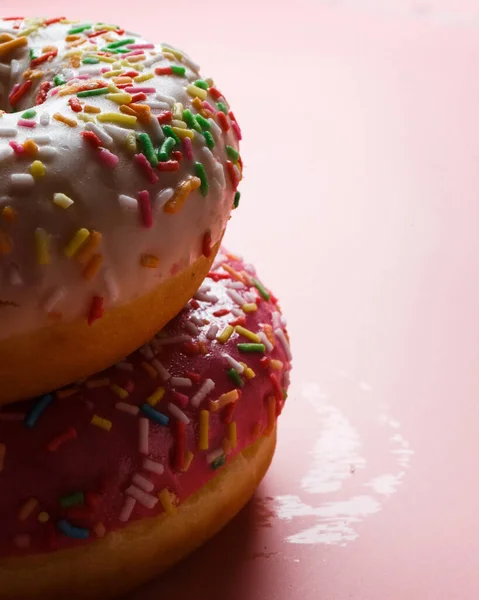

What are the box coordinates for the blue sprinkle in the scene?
[57,519,90,540]
[140,404,169,426]
[24,394,53,429]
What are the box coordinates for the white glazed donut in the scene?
[0,16,242,405]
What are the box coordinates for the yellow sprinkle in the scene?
[103,69,122,78]
[172,103,184,120]
[205,77,215,87]
[141,362,158,379]
[239,362,256,380]
[110,384,129,400]
[77,113,95,123]
[53,192,74,209]
[64,228,90,258]
[270,359,284,371]
[217,325,234,344]
[162,46,183,60]
[75,230,102,265]
[0,443,5,473]
[38,512,49,523]
[91,414,113,432]
[94,522,106,538]
[97,55,116,63]
[112,76,132,85]
[134,72,154,83]
[97,24,121,31]
[0,37,27,58]
[162,51,176,61]
[210,390,240,412]
[84,104,101,114]
[147,386,165,406]
[97,112,137,127]
[265,395,276,435]
[172,127,194,139]
[85,378,110,389]
[83,254,103,281]
[107,82,121,94]
[235,326,261,343]
[242,303,258,313]
[172,119,187,129]
[141,254,160,269]
[105,92,132,104]
[199,410,209,450]
[228,422,237,448]
[158,489,176,516]
[186,84,207,101]
[125,133,137,153]
[56,387,79,399]
[53,112,77,127]
[181,451,194,472]
[30,160,45,178]
[127,54,146,63]
[35,228,50,265]
[18,497,38,522]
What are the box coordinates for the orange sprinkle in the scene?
[65,34,82,42]
[85,378,110,389]
[18,497,38,522]
[56,387,79,399]
[112,77,133,85]
[119,105,137,117]
[181,451,194,473]
[75,230,102,265]
[82,254,103,281]
[23,138,38,156]
[53,113,77,127]
[84,104,101,114]
[0,232,12,256]
[221,263,246,283]
[140,254,159,268]
[141,362,158,379]
[0,36,27,58]
[1,206,17,222]
[263,324,275,347]
[164,177,201,214]
[0,33,14,44]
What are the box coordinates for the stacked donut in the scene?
[0,16,292,600]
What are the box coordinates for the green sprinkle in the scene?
[67,24,92,35]
[105,38,135,50]
[283,388,288,400]
[77,87,110,98]
[158,137,176,161]
[29,49,37,61]
[237,343,265,354]
[253,278,270,301]
[53,75,66,87]
[203,131,215,149]
[60,491,84,508]
[162,125,180,144]
[183,109,201,132]
[196,114,211,131]
[233,191,241,209]
[194,79,209,90]
[227,368,243,388]
[194,162,209,196]
[171,65,186,76]
[82,56,100,64]
[226,145,239,162]
[211,455,226,470]
[217,101,228,114]
[138,132,158,167]
[21,109,37,119]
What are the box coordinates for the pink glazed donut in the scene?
[0,249,292,600]
[0,16,242,404]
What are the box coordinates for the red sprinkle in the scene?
[2,16,24,20]
[155,66,173,76]
[173,420,186,471]
[209,87,223,100]
[9,140,25,155]
[171,150,182,161]
[260,357,271,370]
[9,79,32,107]
[47,426,77,452]
[231,120,242,141]
[138,190,153,228]
[217,111,230,132]
[172,391,189,407]
[30,49,58,69]
[87,28,107,38]
[186,371,201,384]
[130,92,147,103]
[207,272,230,282]
[134,153,159,184]
[157,111,172,124]
[189,299,200,310]
[221,401,236,424]
[44,16,65,25]
[88,296,104,326]
[182,342,201,355]
[35,81,51,105]
[157,160,179,172]
[122,70,139,78]
[68,96,82,113]
[229,316,246,327]
[213,308,230,317]
[202,231,212,258]
[226,160,239,190]
[182,137,193,160]
[80,130,102,148]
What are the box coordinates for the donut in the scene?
[0,16,242,405]
[0,249,291,600]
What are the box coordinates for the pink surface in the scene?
[5,1,479,598]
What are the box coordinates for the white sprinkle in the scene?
[194,291,219,303]
[43,287,65,313]
[118,194,138,210]
[226,280,245,289]
[156,334,192,346]
[201,147,215,167]
[170,377,192,388]
[139,417,149,455]
[182,54,200,72]
[119,496,136,522]
[125,485,158,509]
[244,263,256,274]
[281,314,288,327]
[275,328,292,361]
[283,369,291,388]
[206,323,219,340]
[151,359,171,381]
[116,402,139,416]
[10,59,20,78]
[40,112,50,126]
[53,193,74,209]
[0,127,17,137]
[206,448,224,464]
[85,122,113,147]
[272,312,282,330]
[244,291,256,304]
[145,100,170,110]
[190,378,215,408]
[0,146,14,161]
[104,269,119,302]
[143,458,164,475]
[102,123,130,142]
[139,344,154,360]
[37,146,58,159]
[226,289,245,306]
[208,118,221,140]
[258,331,273,353]
[223,354,244,373]
[213,162,225,187]
[168,402,190,424]
[231,306,243,317]
[184,321,199,336]
[143,53,164,68]
[190,315,203,327]
[11,174,34,189]
[156,187,174,208]
[32,134,51,145]
[156,92,175,105]
[115,361,134,372]
[8,264,22,286]
[80,65,102,76]
[148,112,164,143]
[132,473,154,493]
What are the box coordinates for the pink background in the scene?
[7,1,479,598]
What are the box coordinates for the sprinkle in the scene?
[76,231,102,265]
[18,497,38,521]
[30,160,45,177]
[0,36,27,59]
[60,492,84,509]
[226,289,246,306]
[106,37,135,49]
[217,101,228,114]
[97,112,137,126]
[190,378,215,408]
[227,368,244,387]
[143,458,164,475]
[110,384,129,400]
[182,136,194,160]
[138,132,158,167]
[157,160,180,172]
[151,359,171,382]
[119,496,136,522]
[136,189,153,228]
[9,79,31,107]
[158,489,176,515]
[125,485,158,509]
[235,326,261,343]
[141,404,169,426]
[181,451,194,472]
[85,378,110,389]
[68,24,92,34]
[124,86,156,94]
[47,427,77,452]
[210,390,240,412]
[44,287,65,313]
[132,473,154,493]
[242,303,257,313]
[84,122,114,146]
[226,145,239,161]
[139,254,158,269]
[57,519,90,539]
[237,343,265,354]
[40,112,50,125]
[194,162,209,196]
[38,512,49,523]
[223,354,244,374]
[137,417,150,455]
[203,130,215,149]
[18,118,36,128]
[164,177,201,214]
[0,127,17,137]
[77,86,109,98]
[207,447,224,464]
[105,91,132,104]
[274,328,292,360]
[217,325,234,344]
[147,386,165,406]
[64,228,90,258]
[90,414,112,431]
[258,331,273,353]
[24,394,53,428]
[11,173,34,190]
[68,97,82,112]
[228,422,237,448]
[83,254,103,281]
[98,147,119,168]
[169,403,190,425]
[116,402,139,416]
[186,83,207,100]
[53,112,77,127]
[0,443,5,472]
[84,104,101,113]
